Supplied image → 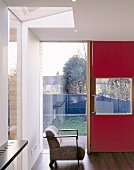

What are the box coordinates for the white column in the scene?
[22,24,28,170]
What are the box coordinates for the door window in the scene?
[96,78,132,114]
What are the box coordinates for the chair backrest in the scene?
[45,125,61,148]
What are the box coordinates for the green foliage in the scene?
[50,116,87,136]
[62,55,87,94]
[107,78,131,99]
[8,69,17,100]
[98,78,131,99]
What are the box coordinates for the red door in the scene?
[90,41,134,152]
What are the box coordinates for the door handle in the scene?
[90,95,96,115]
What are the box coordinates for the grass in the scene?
[44,115,87,136]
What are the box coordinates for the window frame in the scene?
[90,77,133,115]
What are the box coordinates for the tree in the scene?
[97,78,131,99]
[62,55,87,94]
[107,78,131,99]
[8,69,17,100]
[8,69,17,139]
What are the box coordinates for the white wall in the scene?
[27,29,41,169]
[0,0,8,146]
[22,26,41,170]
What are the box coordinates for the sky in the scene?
[42,42,87,76]
[8,42,87,76]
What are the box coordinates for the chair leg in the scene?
[49,160,55,167]
[55,161,58,168]
[78,159,79,167]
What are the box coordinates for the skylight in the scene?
[8,7,73,22]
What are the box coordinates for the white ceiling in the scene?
[4,0,134,41]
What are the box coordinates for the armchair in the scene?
[44,125,85,167]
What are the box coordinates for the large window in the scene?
[96,78,132,114]
[8,10,22,170]
[43,42,87,149]
[8,11,22,140]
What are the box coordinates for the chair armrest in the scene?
[58,129,78,137]
[43,134,77,139]
[43,132,78,139]
[55,135,78,138]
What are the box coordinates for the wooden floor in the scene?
[32,152,134,170]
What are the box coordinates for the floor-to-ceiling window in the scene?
[8,10,22,169]
[8,10,22,140]
[42,42,87,149]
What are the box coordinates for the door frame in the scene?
[87,41,91,153]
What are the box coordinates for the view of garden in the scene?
[43,42,88,148]
[43,115,87,136]
[43,42,87,134]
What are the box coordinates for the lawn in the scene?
[43,115,87,136]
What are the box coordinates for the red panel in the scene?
[92,41,134,77]
[90,115,134,152]
[90,41,134,152]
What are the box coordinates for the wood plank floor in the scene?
[32,152,134,170]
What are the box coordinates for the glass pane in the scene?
[8,11,22,140]
[96,78,132,114]
[43,42,87,149]
[8,11,22,170]
[9,7,72,22]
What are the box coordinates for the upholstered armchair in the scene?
[44,125,85,167]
